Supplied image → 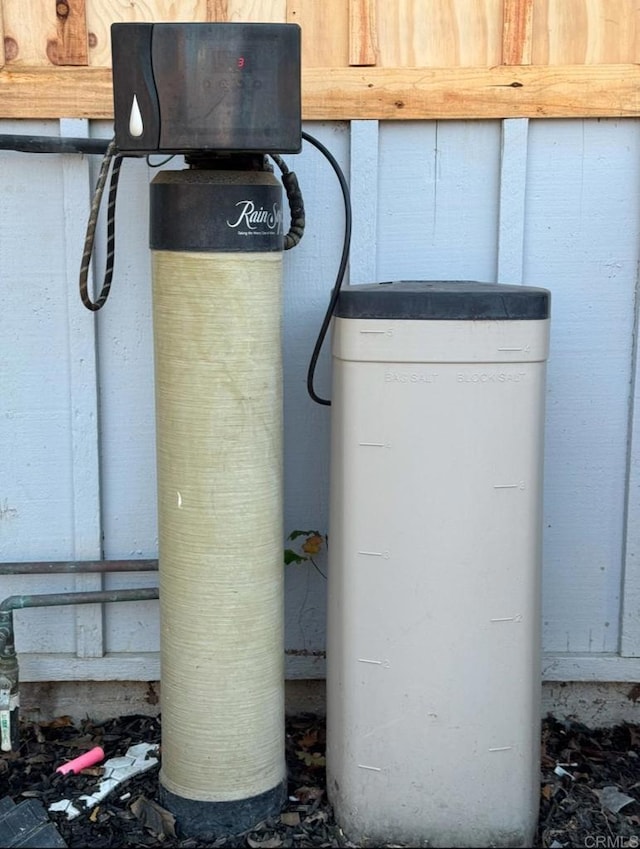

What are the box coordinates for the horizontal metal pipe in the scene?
[0,587,159,614]
[0,586,160,751]
[0,559,158,576]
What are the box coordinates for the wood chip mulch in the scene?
[1,712,639,847]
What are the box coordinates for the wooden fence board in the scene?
[349,0,378,66]
[502,0,533,65]
[2,0,55,66]
[0,1,5,68]
[52,0,88,66]
[532,0,640,65]
[2,63,640,120]
[286,0,348,67]
[301,64,640,120]
[86,0,207,66]
[375,0,503,67]
[2,1,640,123]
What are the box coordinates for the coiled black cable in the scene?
[79,138,123,311]
[271,153,305,250]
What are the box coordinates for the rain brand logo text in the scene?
[226,200,283,233]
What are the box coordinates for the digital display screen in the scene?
[151,25,301,152]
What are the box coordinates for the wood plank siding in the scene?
[0,2,639,120]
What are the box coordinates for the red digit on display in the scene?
[238,56,245,68]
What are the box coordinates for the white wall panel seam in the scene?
[497,118,529,285]
[60,118,104,659]
[349,120,379,284]
[620,251,640,657]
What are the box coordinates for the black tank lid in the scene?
[335,281,550,321]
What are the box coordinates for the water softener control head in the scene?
[111,22,301,156]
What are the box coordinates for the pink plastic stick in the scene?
[56,745,105,775]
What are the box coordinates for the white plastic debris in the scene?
[49,742,159,820]
[553,764,574,779]
[596,785,636,814]
[48,798,83,819]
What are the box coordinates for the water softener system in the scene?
[108,22,305,836]
[0,21,550,847]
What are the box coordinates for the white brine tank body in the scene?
[327,281,551,848]
[150,167,286,837]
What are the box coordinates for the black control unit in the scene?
[111,22,301,155]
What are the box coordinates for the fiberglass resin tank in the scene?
[327,280,550,849]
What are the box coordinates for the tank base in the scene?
[159,779,287,839]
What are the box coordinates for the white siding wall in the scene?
[2,116,640,682]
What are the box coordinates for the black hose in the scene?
[301,130,352,407]
[0,134,109,155]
